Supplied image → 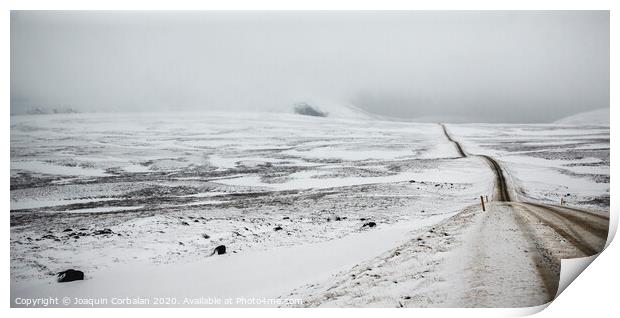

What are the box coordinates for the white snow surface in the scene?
[11,212,458,307]
[10,111,609,307]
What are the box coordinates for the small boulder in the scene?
[57,269,84,283]
[274,226,283,231]
[362,221,377,228]
[93,228,113,235]
[211,245,226,256]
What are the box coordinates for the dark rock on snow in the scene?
[211,245,227,256]
[57,269,84,283]
[326,215,342,222]
[93,228,113,235]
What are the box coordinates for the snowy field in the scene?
[450,123,610,209]
[10,111,609,307]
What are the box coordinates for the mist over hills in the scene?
[554,108,609,126]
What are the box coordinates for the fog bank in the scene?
[11,11,609,122]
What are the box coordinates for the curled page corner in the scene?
[514,303,552,316]
[551,208,616,299]
[547,209,616,305]
[502,254,606,316]
[504,208,615,315]
[555,255,599,299]
[605,207,618,249]
[549,209,616,305]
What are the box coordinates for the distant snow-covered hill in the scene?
[555,108,609,126]
[289,101,377,120]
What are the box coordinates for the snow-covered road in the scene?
[287,127,609,307]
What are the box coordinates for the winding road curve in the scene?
[439,123,609,302]
[440,123,467,158]
[285,124,610,307]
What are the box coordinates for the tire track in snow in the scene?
[524,203,608,240]
[546,204,610,222]
[515,203,600,256]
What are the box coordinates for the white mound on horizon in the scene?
[554,108,609,126]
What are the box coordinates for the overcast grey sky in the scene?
[11,11,609,122]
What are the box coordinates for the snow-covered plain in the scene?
[449,123,610,209]
[10,111,609,307]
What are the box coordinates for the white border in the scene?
[2,1,617,318]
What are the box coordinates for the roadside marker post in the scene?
[480,196,486,211]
